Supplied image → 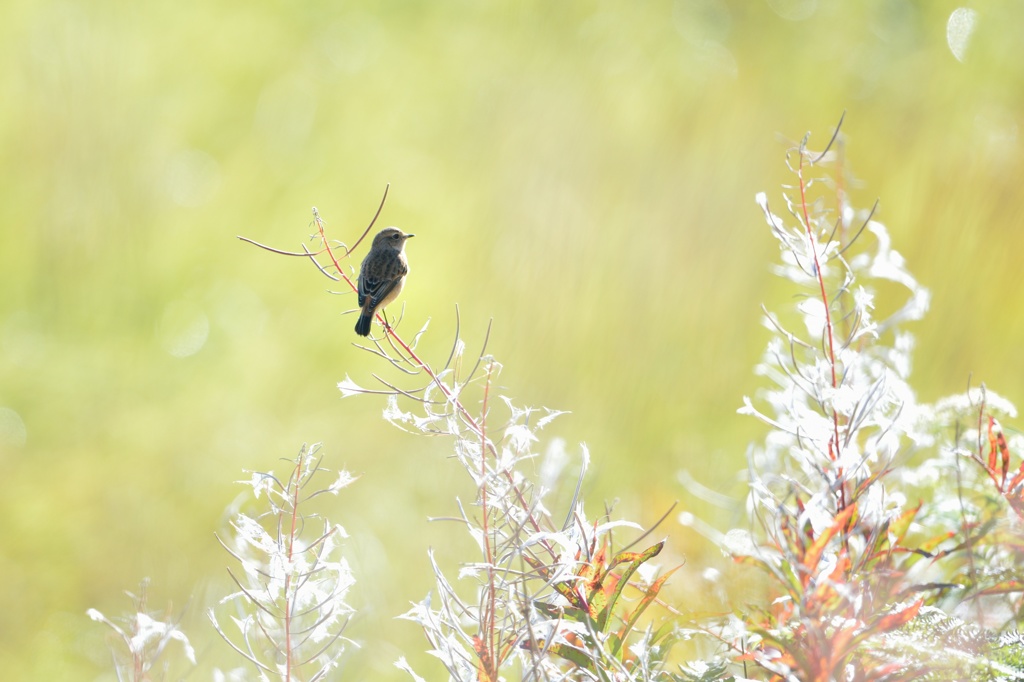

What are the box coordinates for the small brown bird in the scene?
[354,227,414,336]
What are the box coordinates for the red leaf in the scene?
[472,635,497,682]
[987,416,1011,487]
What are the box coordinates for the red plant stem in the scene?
[313,213,361,294]
[797,149,846,509]
[479,362,498,678]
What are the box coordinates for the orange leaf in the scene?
[472,635,497,682]
[988,416,999,474]
[872,599,922,633]
[976,580,1024,596]
[803,503,857,578]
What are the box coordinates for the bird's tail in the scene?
[354,313,373,336]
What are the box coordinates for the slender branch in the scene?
[237,235,328,258]
[796,132,846,512]
[284,454,303,679]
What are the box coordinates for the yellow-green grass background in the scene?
[1,0,1022,678]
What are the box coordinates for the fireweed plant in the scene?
[90,125,1024,681]
[238,192,680,681]
[694,121,1024,680]
[87,578,196,681]
[208,444,357,681]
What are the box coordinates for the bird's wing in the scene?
[359,262,407,309]
[362,276,399,309]
[357,271,369,307]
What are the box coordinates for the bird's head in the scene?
[373,227,415,250]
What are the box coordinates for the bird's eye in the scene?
[392,234,401,239]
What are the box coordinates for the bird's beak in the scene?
[406,233,416,238]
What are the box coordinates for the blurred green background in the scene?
[1,0,1022,678]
